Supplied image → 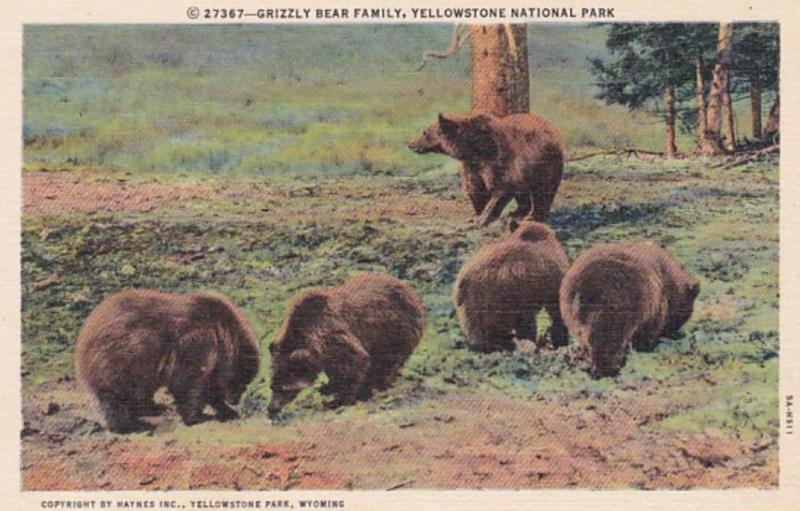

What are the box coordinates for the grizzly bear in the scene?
[75,289,260,433]
[559,242,700,378]
[267,273,425,415]
[452,219,570,352]
[408,112,565,226]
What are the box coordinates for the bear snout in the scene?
[267,387,299,416]
[407,139,425,153]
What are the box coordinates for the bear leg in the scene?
[208,386,240,422]
[459,164,490,215]
[515,317,537,344]
[323,338,371,408]
[173,386,211,426]
[98,392,152,434]
[530,182,559,222]
[544,303,569,348]
[478,193,512,226]
[510,194,532,219]
[362,357,405,397]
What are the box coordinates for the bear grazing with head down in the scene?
[267,273,425,415]
[559,242,700,378]
[408,112,564,226]
[453,219,570,352]
[75,289,260,433]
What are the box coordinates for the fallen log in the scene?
[712,144,779,169]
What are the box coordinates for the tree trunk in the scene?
[469,24,530,116]
[702,23,734,156]
[665,84,678,158]
[764,94,779,138]
[695,54,710,152]
[723,77,736,152]
[750,74,762,139]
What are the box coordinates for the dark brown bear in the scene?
[75,289,260,433]
[267,273,425,415]
[453,219,570,352]
[408,112,565,225]
[560,242,700,378]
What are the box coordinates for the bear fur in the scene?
[267,273,425,414]
[408,112,565,226]
[559,242,700,378]
[75,289,260,433]
[452,219,570,352]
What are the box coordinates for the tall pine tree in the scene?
[590,24,716,157]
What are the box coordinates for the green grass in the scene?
[24,24,708,176]
[21,157,779,441]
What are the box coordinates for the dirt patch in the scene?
[23,171,468,222]
[23,171,210,215]
[21,383,777,490]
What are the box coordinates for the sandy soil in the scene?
[21,380,777,490]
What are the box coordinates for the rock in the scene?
[20,423,39,438]
[30,275,61,292]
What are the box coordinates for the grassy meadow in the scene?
[20,24,779,489]
[23,24,686,176]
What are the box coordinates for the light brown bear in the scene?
[408,112,565,226]
[559,242,700,378]
[75,289,260,433]
[267,273,426,415]
[453,219,570,352]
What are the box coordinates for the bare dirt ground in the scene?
[23,171,212,215]
[22,171,467,221]
[22,381,776,490]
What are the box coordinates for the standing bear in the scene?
[408,112,564,226]
[453,219,570,352]
[267,273,426,415]
[75,289,260,433]
[559,242,700,378]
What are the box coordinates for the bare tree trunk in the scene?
[723,78,736,152]
[750,74,762,139]
[764,94,779,139]
[665,84,678,158]
[469,24,530,116]
[695,54,710,152]
[702,23,734,156]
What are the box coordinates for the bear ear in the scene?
[289,292,330,326]
[438,113,457,134]
[471,113,493,126]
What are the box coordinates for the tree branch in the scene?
[568,148,667,162]
[417,25,469,71]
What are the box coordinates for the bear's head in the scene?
[408,113,497,161]
[508,218,556,244]
[668,274,700,337]
[585,323,631,379]
[267,292,327,416]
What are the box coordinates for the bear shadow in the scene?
[549,201,673,242]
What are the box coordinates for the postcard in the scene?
[3,0,798,509]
